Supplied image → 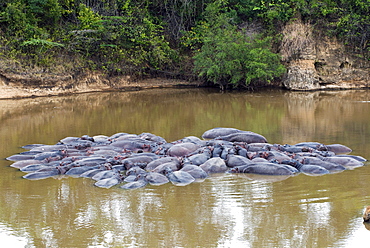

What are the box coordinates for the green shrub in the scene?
[192,0,285,90]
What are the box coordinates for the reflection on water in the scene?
[1,88,370,247]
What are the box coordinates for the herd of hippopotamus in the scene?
[6,127,367,189]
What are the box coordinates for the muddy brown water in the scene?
[1,88,370,247]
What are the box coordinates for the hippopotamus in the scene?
[326,144,352,154]
[281,160,329,175]
[167,142,200,157]
[126,166,147,176]
[225,155,253,168]
[92,170,120,181]
[323,156,364,168]
[202,127,241,139]
[124,174,139,182]
[58,136,80,144]
[21,144,45,150]
[32,151,67,161]
[251,157,269,163]
[152,161,180,174]
[233,145,248,157]
[87,149,121,157]
[90,135,109,143]
[245,143,271,152]
[180,164,208,179]
[79,168,106,178]
[10,159,42,169]
[145,157,180,171]
[110,139,153,153]
[124,171,169,185]
[336,154,367,162]
[121,155,156,170]
[22,167,61,180]
[363,206,370,222]
[108,132,129,140]
[300,157,346,172]
[211,143,225,158]
[294,142,321,147]
[228,162,298,175]
[144,172,170,185]
[138,132,167,144]
[200,157,228,174]
[19,150,42,155]
[262,151,292,163]
[71,157,107,167]
[65,165,100,177]
[299,164,330,175]
[6,154,37,161]
[20,161,60,172]
[30,144,67,152]
[7,127,366,188]
[121,176,148,189]
[184,153,210,166]
[95,177,121,188]
[277,144,311,153]
[174,136,205,145]
[164,168,195,186]
[217,131,268,144]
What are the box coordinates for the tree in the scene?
[192,1,285,90]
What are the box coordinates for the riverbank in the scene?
[0,70,201,100]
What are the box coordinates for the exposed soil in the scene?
[0,70,201,100]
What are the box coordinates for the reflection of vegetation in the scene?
[281,90,370,150]
[1,89,370,246]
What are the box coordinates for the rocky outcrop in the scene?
[281,20,370,90]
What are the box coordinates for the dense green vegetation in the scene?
[0,0,369,89]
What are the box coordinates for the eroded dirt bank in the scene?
[0,70,200,99]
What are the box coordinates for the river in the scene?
[1,88,370,247]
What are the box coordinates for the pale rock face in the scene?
[281,20,370,91]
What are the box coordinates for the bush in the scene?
[192,1,285,90]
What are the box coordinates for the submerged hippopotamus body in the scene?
[6,127,366,189]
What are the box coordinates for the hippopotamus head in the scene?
[363,206,370,222]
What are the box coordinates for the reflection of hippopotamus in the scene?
[364,206,370,222]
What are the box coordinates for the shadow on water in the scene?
[1,88,370,247]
